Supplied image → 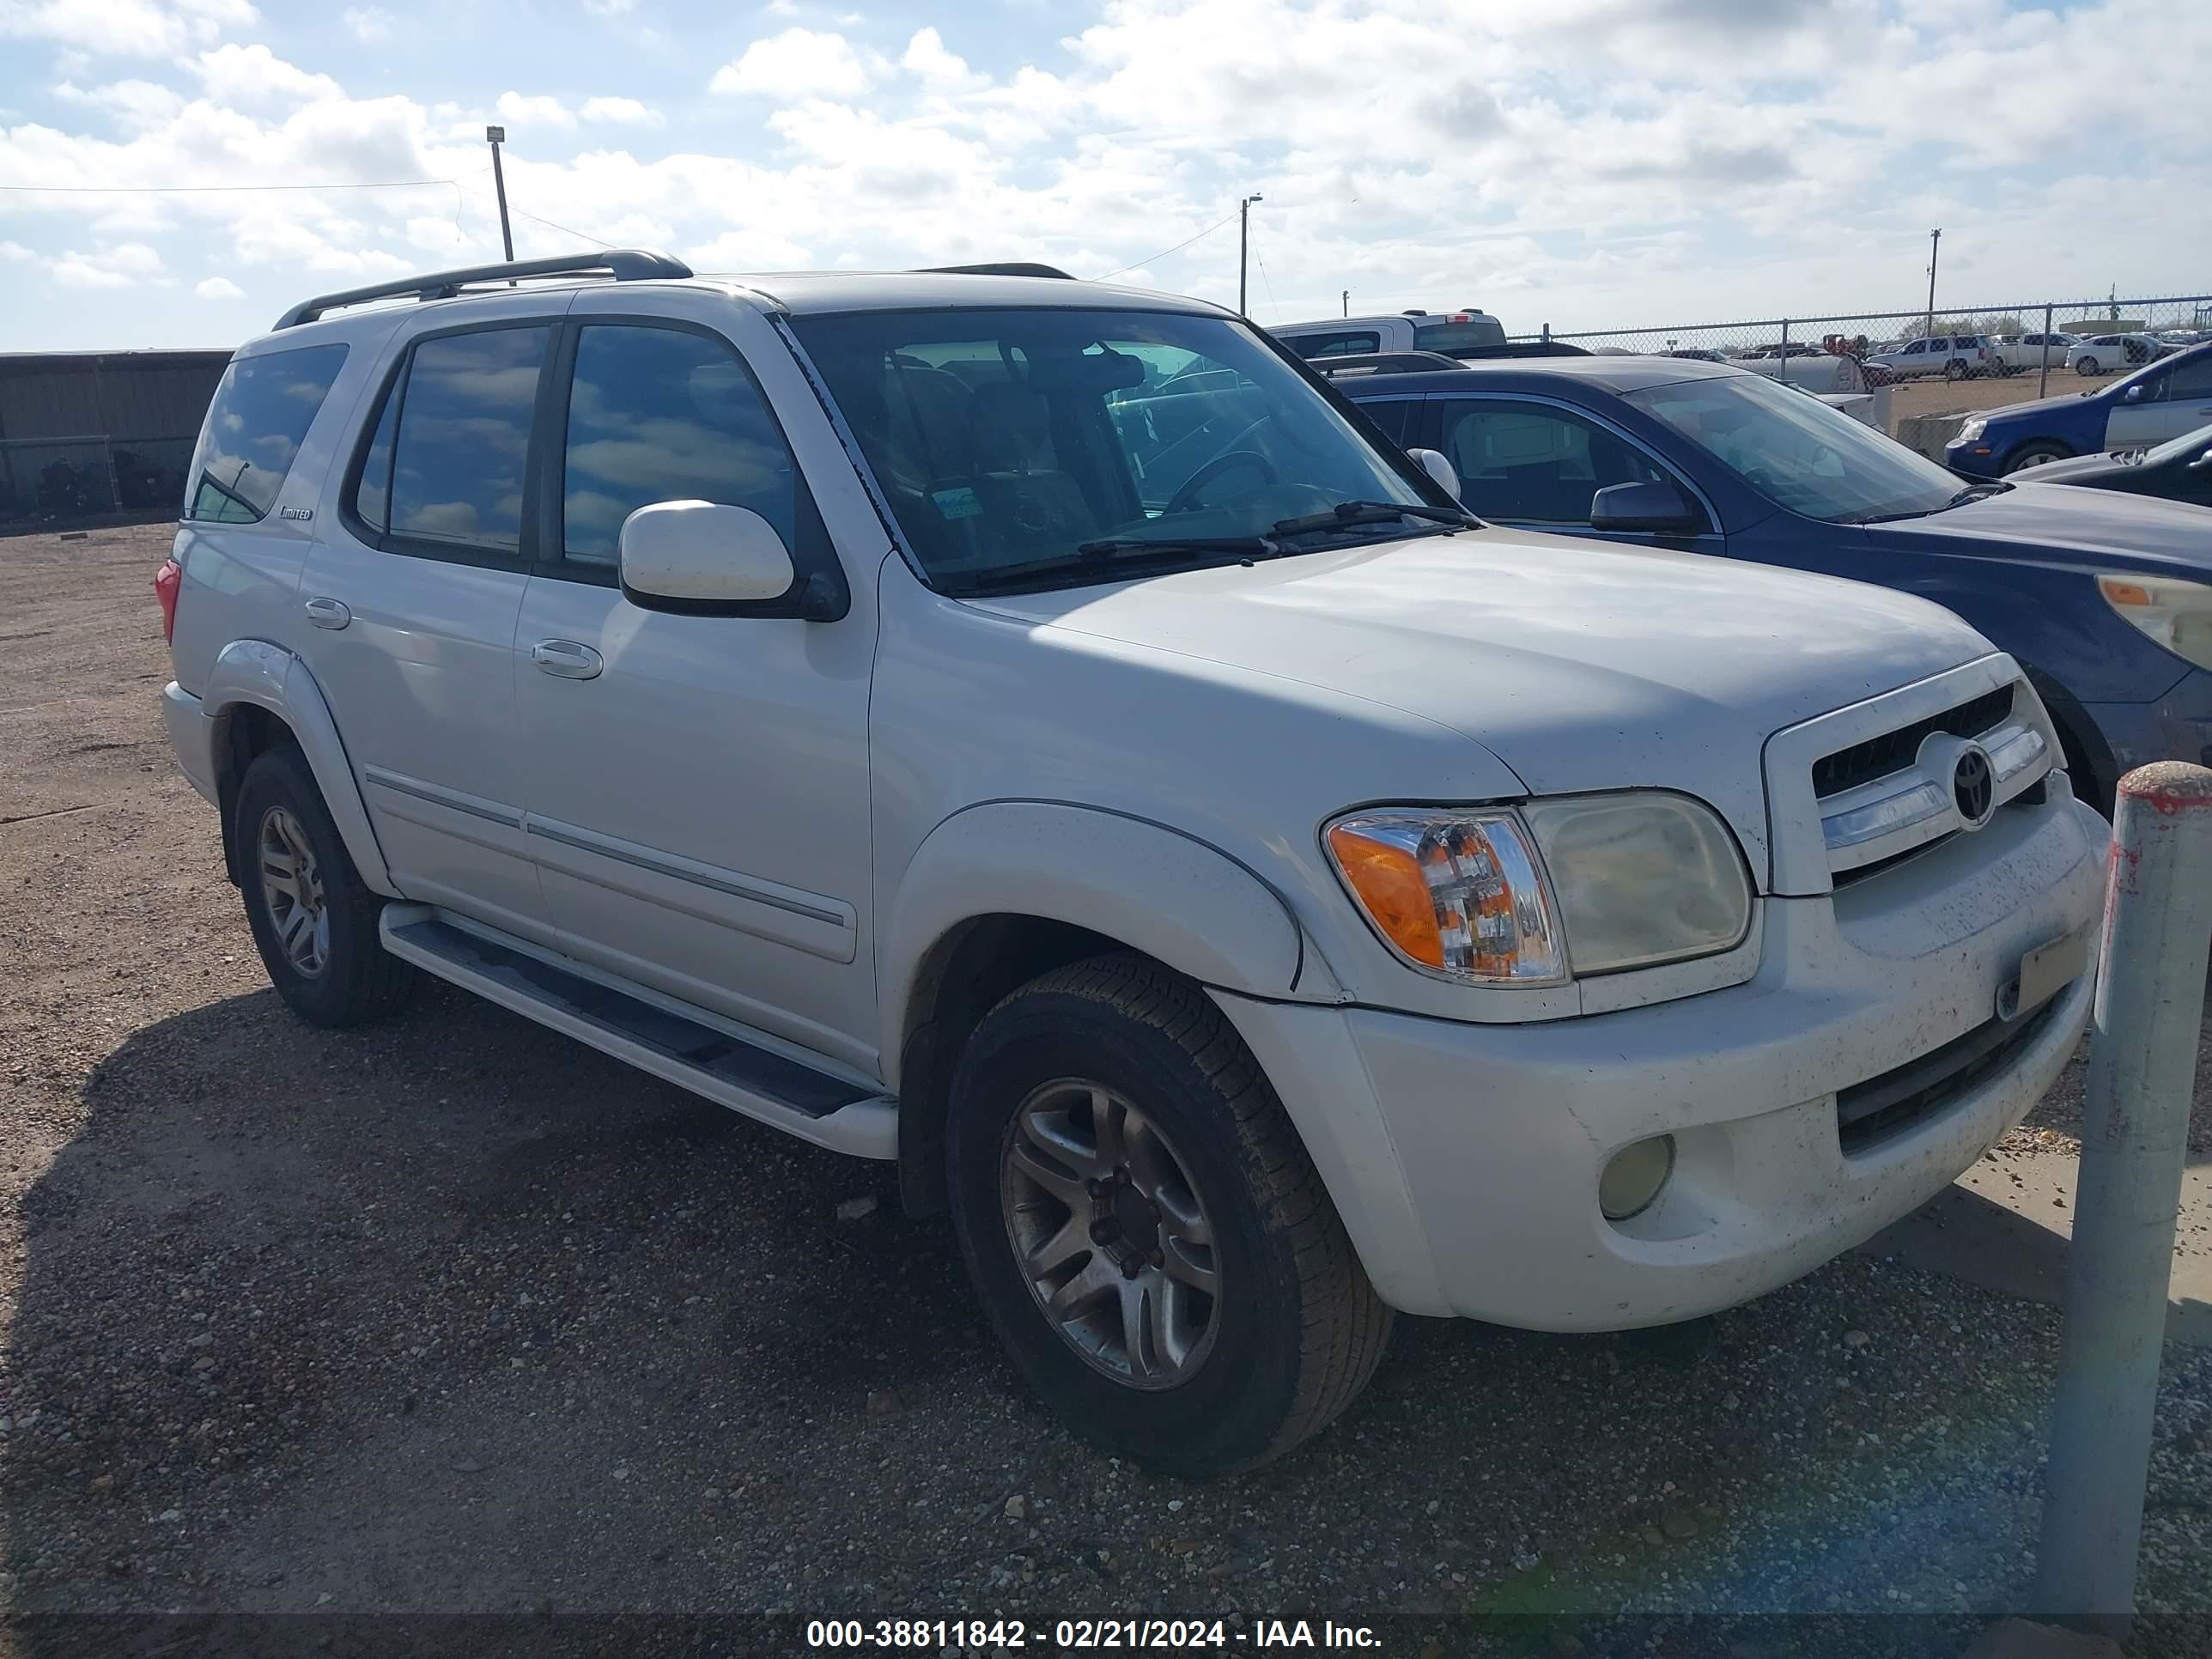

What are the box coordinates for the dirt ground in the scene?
[2,523,2208,1658]
[1882,366,2122,432]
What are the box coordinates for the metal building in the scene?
[0,348,233,527]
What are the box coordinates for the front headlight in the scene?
[2099,574,2212,672]
[1325,793,1752,985]
[1954,417,1987,444]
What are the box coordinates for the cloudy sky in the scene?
[1,0,2207,351]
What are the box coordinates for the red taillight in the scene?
[155,556,182,643]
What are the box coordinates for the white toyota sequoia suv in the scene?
[158,251,2105,1474]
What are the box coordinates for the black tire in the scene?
[233,744,416,1029]
[1944,357,1968,381]
[945,953,1392,1475]
[2002,441,2072,474]
[2075,356,2100,377]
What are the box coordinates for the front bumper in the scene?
[161,681,220,805]
[2084,667,2212,781]
[1214,787,2105,1328]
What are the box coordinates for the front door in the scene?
[2106,354,2212,450]
[512,294,878,1073]
[296,304,562,945]
[1419,394,1725,556]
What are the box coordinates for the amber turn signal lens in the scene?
[1326,824,1444,966]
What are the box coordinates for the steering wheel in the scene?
[1166,449,1279,514]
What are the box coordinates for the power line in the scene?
[453,179,614,248]
[1093,212,1238,283]
[0,176,465,194]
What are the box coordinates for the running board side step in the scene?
[378,906,897,1159]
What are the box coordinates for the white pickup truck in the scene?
[157,252,2103,1474]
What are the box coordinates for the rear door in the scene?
[295,297,564,944]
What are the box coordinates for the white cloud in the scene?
[901,27,985,92]
[193,274,243,298]
[0,0,257,58]
[583,0,633,13]
[53,240,162,287]
[53,76,186,128]
[0,240,33,260]
[195,43,340,104]
[340,5,390,42]
[495,90,575,130]
[580,95,662,126]
[709,27,881,100]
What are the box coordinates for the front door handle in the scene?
[303,597,351,630]
[532,639,604,680]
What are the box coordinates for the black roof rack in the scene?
[915,262,1074,280]
[273,248,695,329]
[1308,350,1461,377]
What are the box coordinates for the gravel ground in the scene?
[2,523,2208,1659]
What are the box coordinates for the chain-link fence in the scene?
[0,434,193,528]
[1510,295,2212,426]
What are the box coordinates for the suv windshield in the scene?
[1626,372,1962,523]
[788,307,1433,594]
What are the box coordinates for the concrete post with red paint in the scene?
[2036,762,2212,1635]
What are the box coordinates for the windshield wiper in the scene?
[956,536,1279,595]
[1850,481,2011,525]
[1268,500,1476,537]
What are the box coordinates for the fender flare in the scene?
[204,639,399,896]
[880,799,1328,1083]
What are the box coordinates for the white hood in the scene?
[967,527,1996,886]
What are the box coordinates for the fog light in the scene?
[1599,1135,1675,1220]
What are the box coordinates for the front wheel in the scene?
[945,954,1391,1475]
[1944,358,1969,381]
[2002,441,2071,473]
[2075,356,2100,376]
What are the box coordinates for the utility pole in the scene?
[1924,227,1942,339]
[1237,192,1263,316]
[487,125,515,263]
[1341,289,1349,318]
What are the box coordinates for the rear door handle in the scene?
[532,639,604,680]
[303,597,351,630]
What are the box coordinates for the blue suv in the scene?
[1946,341,2212,477]
[1322,352,2212,805]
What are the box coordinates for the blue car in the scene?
[1945,340,2212,477]
[1322,353,2212,805]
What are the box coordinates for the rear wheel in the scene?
[234,744,416,1028]
[945,953,1392,1475]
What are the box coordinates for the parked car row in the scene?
[155,257,2201,1477]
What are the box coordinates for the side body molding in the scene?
[203,639,399,897]
[880,799,1325,1081]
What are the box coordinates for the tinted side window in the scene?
[1285,331,1381,360]
[1434,399,1670,525]
[1356,398,1415,446]
[353,377,398,536]
[184,343,348,523]
[2164,356,2212,399]
[562,325,797,564]
[388,326,550,554]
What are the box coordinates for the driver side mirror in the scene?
[619,501,842,621]
[1406,447,1460,498]
[2124,384,2145,403]
[1589,480,1700,535]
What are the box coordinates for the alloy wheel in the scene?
[257,805,330,976]
[1000,1079,1221,1389]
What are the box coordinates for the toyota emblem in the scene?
[1952,744,1996,827]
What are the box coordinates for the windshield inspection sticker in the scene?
[932,486,981,521]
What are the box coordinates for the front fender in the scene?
[880,799,1334,1076]
[204,639,398,897]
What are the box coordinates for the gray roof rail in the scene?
[915,262,1074,279]
[273,248,695,329]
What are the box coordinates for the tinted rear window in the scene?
[386,326,549,554]
[1413,316,1506,353]
[183,343,348,523]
